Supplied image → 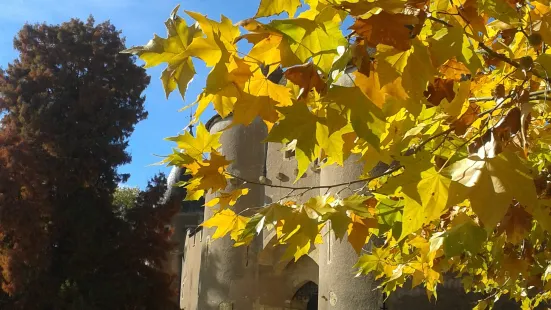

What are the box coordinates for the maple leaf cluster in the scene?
[127,0,551,308]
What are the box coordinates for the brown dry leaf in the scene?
[350,11,419,51]
[347,213,378,254]
[424,78,456,106]
[411,10,427,38]
[494,107,521,140]
[494,84,506,99]
[501,255,530,282]
[439,58,472,81]
[459,0,488,37]
[351,37,373,76]
[497,204,533,244]
[452,102,480,135]
[500,28,518,45]
[284,62,327,99]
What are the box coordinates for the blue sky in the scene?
[0,0,260,188]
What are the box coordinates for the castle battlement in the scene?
[166,114,519,310]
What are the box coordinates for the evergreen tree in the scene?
[0,17,178,309]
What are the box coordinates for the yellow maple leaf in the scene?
[185,11,240,52]
[232,92,279,128]
[255,0,302,18]
[355,246,391,275]
[409,255,442,295]
[194,55,253,119]
[194,151,232,192]
[182,177,205,201]
[241,32,302,74]
[122,5,200,100]
[202,209,250,241]
[447,151,538,229]
[316,122,353,166]
[323,85,385,149]
[381,154,467,240]
[161,57,195,99]
[302,195,335,219]
[183,37,224,67]
[278,210,321,262]
[244,68,292,106]
[166,123,222,160]
[205,188,250,210]
[298,0,347,23]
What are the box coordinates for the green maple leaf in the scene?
[443,213,487,257]
[375,196,404,239]
[477,0,519,24]
[269,18,347,73]
[323,85,385,149]
[380,153,467,240]
[267,102,319,179]
[428,25,482,74]
[355,247,390,275]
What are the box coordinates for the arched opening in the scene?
[290,281,318,310]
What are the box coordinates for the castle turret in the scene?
[162,165,204,304]
[197,115,267,309]
[318,155,382,310]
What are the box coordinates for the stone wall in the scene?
[180,228,203,310]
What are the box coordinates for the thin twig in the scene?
[529,89,551,96]
[414,127,454,153]
[530,95,551,101]
[468,96,495,102]
[431,130,452,153]
[468,90,551,102]
[477,96,510,118]
[428,16,453,27]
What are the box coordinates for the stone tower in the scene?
[166,111,527,309]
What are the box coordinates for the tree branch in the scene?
[477,41,521,68]
[468,90,551,103]
[225,164,403,191]
[226,128,453,193]
[227,127,454,193]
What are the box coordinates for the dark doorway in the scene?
[291,281,318,310]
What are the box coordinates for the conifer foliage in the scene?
[0,18,178,309]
